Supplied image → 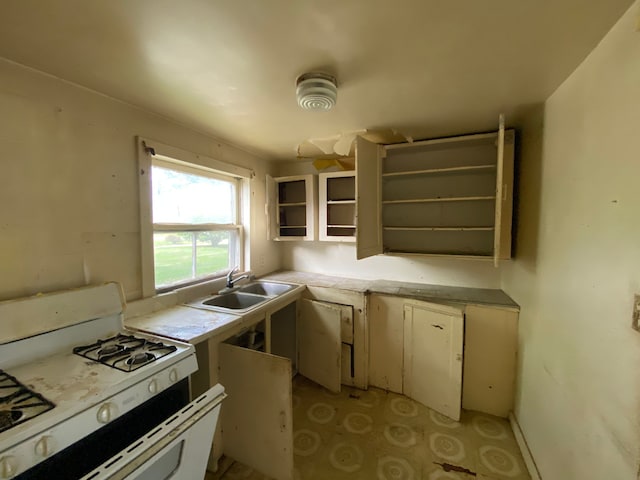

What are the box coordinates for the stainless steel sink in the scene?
[202,292,268,310]
[187,280,298,314]
[237,281,294,296]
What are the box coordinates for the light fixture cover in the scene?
[296,72,337,111]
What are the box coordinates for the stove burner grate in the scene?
[0,370,55,434]
[73,334,177,372]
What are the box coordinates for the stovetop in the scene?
[73,334,178,372]
[0,370,54,434]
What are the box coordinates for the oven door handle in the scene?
[80,384,226,480]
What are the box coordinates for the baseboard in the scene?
[509,412,542,480]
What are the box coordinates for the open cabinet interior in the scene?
[319,171,356,242]
[351,117,514,262]
[267,175,316,241]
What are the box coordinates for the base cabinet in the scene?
[369,294,518,419]
[462,304,518,417]
[303,286,367,389]
[206,296,348,480]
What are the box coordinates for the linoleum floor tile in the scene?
[215,376,531,480]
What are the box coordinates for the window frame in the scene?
[137,137,253,297]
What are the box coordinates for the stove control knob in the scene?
[97,402,118,424]
[148,378,159,394]
[0,455,18,478]
[169,368,178,384]
[34,435,55,458]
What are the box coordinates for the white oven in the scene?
[81,384,224,480]
[0,283,225,480]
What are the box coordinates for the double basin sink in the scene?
[188,281,296,313]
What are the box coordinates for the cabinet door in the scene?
[493,116,515,265]
[219,343,293,480]
[403,300,464,421]
[298,298,343,392]
[368,294,404,393]
[265,175,278,241]
[355,136,383,259]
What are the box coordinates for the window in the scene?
[138,138,252,296]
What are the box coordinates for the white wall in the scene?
[502,3,640,478]
[0,59,279,302]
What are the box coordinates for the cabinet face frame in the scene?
[319,170,357,242]
[266,174,317,241]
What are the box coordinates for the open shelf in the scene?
[382,164,496,177]
[383,226,494,231]
[382,196,495,205]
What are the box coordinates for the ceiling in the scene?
[0,0,633,160]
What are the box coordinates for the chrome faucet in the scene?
[226,266,251,289]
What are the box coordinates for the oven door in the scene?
[80,384,225,480]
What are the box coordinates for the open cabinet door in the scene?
[265,175,278,241]
[493,115,515,266]
[493,115,505,267]
[403,300,464,421]
[298,298,342,392]
[219,344,293,480]
[355,136,383,259]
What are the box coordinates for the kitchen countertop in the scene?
[125,271,518,345]
[126,305,241,344]
[262,271,519,309]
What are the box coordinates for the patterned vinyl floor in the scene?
[209,375,531,480]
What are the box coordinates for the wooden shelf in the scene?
[383,226,494,232]
[383,196,495,205]
[279,225,306,229]
[382,164,495,178]
[278,202,306,207]
[327,200,356,204]
[328,224,356,228]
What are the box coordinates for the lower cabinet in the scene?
[207,295,353,480]
[462,304,518,417]
[303,286,367,389]
[369,294,518,420]
[369,295,464,420]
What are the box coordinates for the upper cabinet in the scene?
[267,174,316,241]
[318,170,356,242]
[357,117,515,263]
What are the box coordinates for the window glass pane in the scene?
[153,231,235,288]
[152,166,235,224]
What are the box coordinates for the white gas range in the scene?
[0,282,225,479]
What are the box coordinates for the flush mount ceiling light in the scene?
[296,72,338,111]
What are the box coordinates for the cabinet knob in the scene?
[34,435,55,458]
[169,368,178,384]
[97,402,117,424]
[0,456,18,478]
